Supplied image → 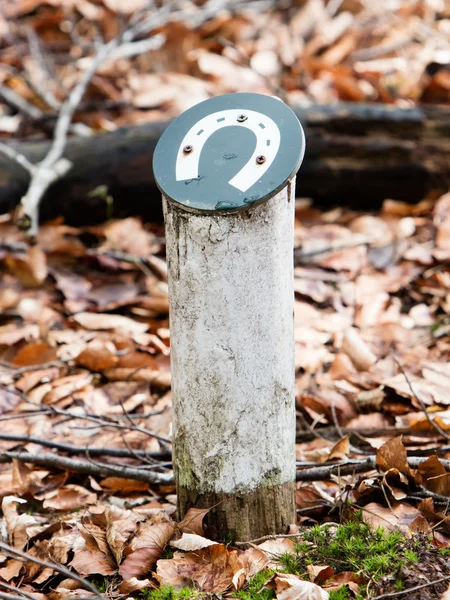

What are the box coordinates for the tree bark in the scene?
[163,183,296,542]
[1,103,449,223]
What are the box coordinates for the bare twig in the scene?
[371,574,450,600]
[395,358,450,441]
[0,84,43,120]
[0,143,35,174]
[0,593,39,600]
[3,386,171,445]
[0,582,37,600]
[0,450,174,484]
[296,456,450,482]
[0,541,103,598]
[0,432,171,461]
[235,533,302,546]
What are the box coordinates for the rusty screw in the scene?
[183,145,193,154]
[256,155,266,164]
[237,114,248,122]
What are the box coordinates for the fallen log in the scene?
[1,102,449,224]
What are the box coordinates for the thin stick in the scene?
[235,533,302,546]
[0,432,171,461]
[0,143,35,174]
[4,386,172,445]
[296,456,450,481]
[371,574,450,600]
[0,84,43,120]
[0,451,173,484]
[0,582,37,600]
[0,541,103,598]
[0,593,39,600]
[395,358,450,441]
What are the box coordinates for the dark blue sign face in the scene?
[153,93,305,214]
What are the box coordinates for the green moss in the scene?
[329,588,351,600]
[88,575,111,594]
[140,586,205,600]
[235,569,276,600]
[275,512,418,597]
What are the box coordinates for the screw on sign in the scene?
[153,93,305,542]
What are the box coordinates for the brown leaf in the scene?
[0,324,39,346]
[171,533,218,552]
[73,312,148,334]
[119,520,175,580]
[43,372,93,405]
[156,544,240,593]
[341,327,377,371]
[2,496,45,550]
[100,217,156,256]
[307,565,334,584]
[322,571,363,593]
[15,367,60,393]
[70,549,116,577]
[105,506,140,565]
[75,339,119,371]
[42,485,97,511]
[0,388,21,414]
[416,456,450,497]
[99,478,150,493]
[326,436,350,463]
[11,341,57,367]
[258,538,296,568]
[178,507,210,536]
[236,547,269,583]
[274,573,330,599]
[376,436,411,479]
[119,577,153,593]
[0,559,23,581]
[4,245,47,287]
[362,502,430,535]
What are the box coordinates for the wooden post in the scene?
[153,93,305,542]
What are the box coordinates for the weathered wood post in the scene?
[153,93,305,541]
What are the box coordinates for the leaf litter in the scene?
[0,187,450,597]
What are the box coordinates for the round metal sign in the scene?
[153,93,305,213]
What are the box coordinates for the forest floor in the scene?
[2,0,450,598]
[2,194,450,598]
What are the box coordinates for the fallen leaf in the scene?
[275,573,330,599]
[75,339,119,371]
[73,312,148,334]
[416,456,450,497]
[376,436,412,479]
[307,565,334,584]
[326,436,350,463]
[341,327,377,371]
[171,533,218,551]
[362,502,430,534]
[42,485,97,511]
[105,506,140,565]
[178,507,210,536]
[119,519,175,580]
[119,577,153,593]
[11,341,57,366]
[70,549,116,577]
[156,544,240,593]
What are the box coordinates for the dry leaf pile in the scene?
[1,0,450,140]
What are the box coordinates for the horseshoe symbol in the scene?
[175,109,281,193]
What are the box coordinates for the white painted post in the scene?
[153,93,305,541]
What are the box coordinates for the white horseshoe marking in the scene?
[175,109,281,193]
